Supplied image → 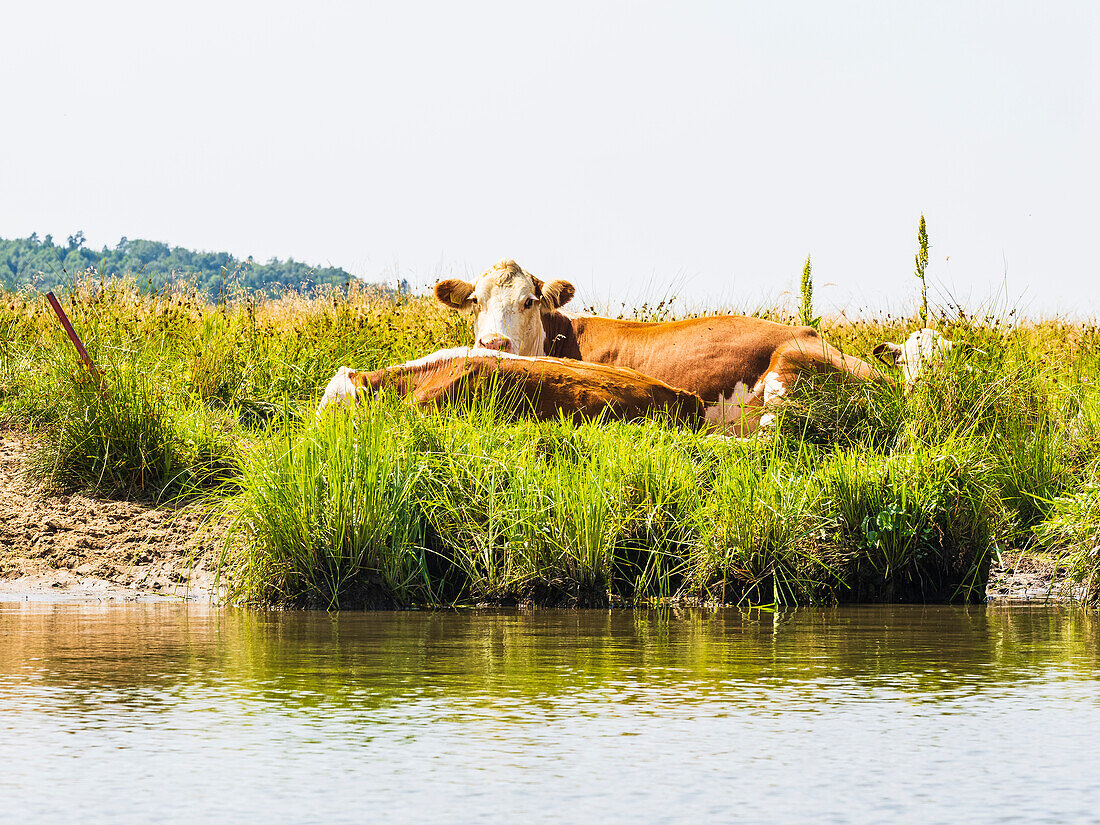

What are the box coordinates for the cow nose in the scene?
[477,335,511,352]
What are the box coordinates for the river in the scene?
[1,602,1097,824]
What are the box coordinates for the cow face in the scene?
[434,260,575,356]
[318,366,365,414]
[873,328,954,388]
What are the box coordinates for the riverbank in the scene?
[0,433,219,601]
[4,277,1100,608]
[0,430,1078,605]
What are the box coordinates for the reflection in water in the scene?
[1,604,1098,824]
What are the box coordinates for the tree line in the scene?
[0,232,375,298]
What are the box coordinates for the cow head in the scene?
[434,260,575,355]
[318,366,365,414]
[873,328,955,388]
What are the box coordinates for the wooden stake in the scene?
[45,291,103,384]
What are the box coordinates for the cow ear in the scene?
[541,280,575,310]
[434,279,476,309]
[872,341,902,365]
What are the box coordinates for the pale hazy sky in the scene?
[3,1,1097,316]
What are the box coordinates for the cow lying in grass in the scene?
[433,260,954,431]
[320,333,958,435]
[319,347,722,429]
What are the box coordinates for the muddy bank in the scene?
[0,432,220,602]
[985,551,1081,603]
[0,430,1080,605]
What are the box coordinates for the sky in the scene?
[2,0,1097,316]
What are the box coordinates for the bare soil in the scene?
[0,432,220,601]
[985,550,1080,603]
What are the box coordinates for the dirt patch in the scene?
[0,431,221,601]
[986,550,1081,603]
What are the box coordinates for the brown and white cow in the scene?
[319,347,714,428]
[434,260,897,431]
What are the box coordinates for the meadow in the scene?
[2,272,1099,609]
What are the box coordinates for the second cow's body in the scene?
[320,347,710,427]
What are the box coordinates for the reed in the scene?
[217,402,434,608]
[1032,470,1100,603]
[915,215,930,327]
[820,440,1000,602]
[25,357,234,499]
[799,254,818,329]
[691,438,835,606]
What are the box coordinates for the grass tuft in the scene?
[218,402,432,608]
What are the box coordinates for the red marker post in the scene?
[45,291,103,386]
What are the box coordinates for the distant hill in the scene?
[0,232,385,299]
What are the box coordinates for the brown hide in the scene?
[341,352,707,427]
[542,312,892,405]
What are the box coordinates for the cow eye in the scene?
[523,297,535,309]
[470,296,477,305]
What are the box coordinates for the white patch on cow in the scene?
[318,366,359,414]
[762,371,786,405]
[389,346,549,371]
[892,328,954,388]
[704,381,764,436]
[729,380,750,405]
[757,372,787,429]
[393,347,486,370]
[705,393,727,427]
[704,381,752,427]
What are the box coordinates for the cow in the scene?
[434,259,898,431]
[319,347,722,429]
[872,328,957,389]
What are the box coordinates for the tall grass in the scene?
[820,442,1000,602]
[915,214,930,327]
[218,403,433,608]
[799,254,818,328]
[692,440,834,606]
[26,360,234,499]
[5,271,1100,606]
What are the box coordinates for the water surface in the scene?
[1,603,1097,824]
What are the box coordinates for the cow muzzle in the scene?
[476,335,512,353]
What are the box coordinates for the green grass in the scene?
[4,272,1100,607]
[691,439,834,607]
[820,441,1001,602]
[1032,454,1100,604]
[25,359,235,499]
[217,404,433,608]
